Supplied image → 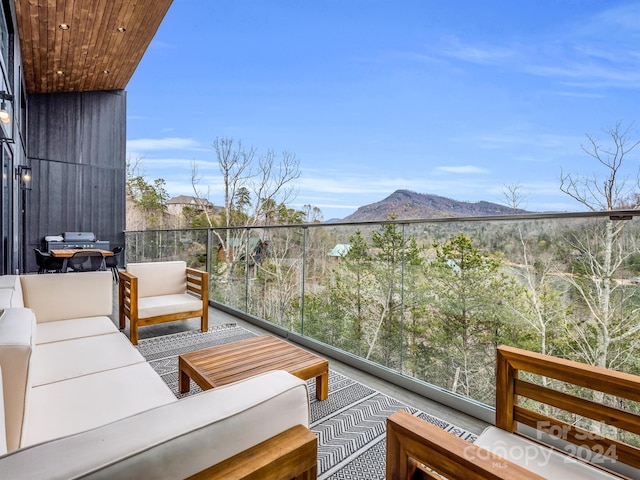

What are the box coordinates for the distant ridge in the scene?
[339,189,528,222]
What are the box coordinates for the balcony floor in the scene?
[111,292,489,436]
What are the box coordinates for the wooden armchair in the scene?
[387,345,640,479]
[119,261,208,345]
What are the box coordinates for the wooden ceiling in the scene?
[15,0,174,94]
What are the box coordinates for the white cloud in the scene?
[126,137,202,151]
[150,40,177,51]
[438,37,516,65]
[469,132,583,151]
[425,26,640,90]
[436,165,488,174]
[292,201,360,210]
[524,62,640,89]
[588,4,640,36]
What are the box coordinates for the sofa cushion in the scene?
[31,333,145,386]
[4,370,309,479]
[22,362,176,447]
[137,293,203,319]
[35,316,118,345]
[0,275,20,290]
[0,275,23,307]
[0,309,36,452]
[0,289,23,308]
[127,261,187,298]
[20,272,112,323]
[475,426,620,480]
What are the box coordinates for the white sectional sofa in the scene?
[0,272,315,479]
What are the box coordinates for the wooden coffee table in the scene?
[178,335,329,400]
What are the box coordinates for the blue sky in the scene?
[126,0,640,220]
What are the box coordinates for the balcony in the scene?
[123,209,640,477]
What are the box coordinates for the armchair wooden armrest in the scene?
[386,410,544,480]
[118,270,137,331]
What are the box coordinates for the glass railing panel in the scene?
[302,223,357,352]
[302,222,405,369]
[406,219,514,406]
[208,227,248,312]
[124,229,208,267]
[408,214,640,407]
[241,226,305,334]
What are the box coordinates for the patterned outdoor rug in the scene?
[137,324,477,480]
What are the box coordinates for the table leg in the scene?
[178,359,191,394]
[315,371,328,400]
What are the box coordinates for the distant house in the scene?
[328,244,351,258]
[217,237,269,266]
[166,195,216,216]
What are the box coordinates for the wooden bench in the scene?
[387,345,640,479]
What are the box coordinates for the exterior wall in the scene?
[24,90,126,272]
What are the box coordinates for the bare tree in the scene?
[251,149,301,225]
[501,183,565,357]
[502,182,528,213]
[560,121,640,211]
[190,137,301,304]
[302,204,323,223]
[190,160,215,228]
[558,121,640,375]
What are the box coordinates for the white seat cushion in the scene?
[35,316,118,345]
[475,426,620,480]
[7,370,308,479]
[31,333,145,386]
[137,293,202,319]
[23,362,176,447]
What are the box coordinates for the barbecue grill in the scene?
[45,232,110,252]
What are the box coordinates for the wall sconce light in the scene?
[16,165,32,190]
[0,91,14,144]
[0,92,13,124]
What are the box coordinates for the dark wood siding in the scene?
[25,90,126,272]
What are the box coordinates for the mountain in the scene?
[339,189,528,222]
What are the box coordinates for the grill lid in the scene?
[63,232,96,242]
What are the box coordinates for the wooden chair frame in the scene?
[119,267,209,345]
[496,345,640,471]
[387,345,640,479]
[387,410,544,480]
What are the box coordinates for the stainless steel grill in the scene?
[46,232,110,251]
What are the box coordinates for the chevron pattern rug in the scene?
[137,324,477,480]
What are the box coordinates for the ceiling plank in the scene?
[15,0,174,94]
